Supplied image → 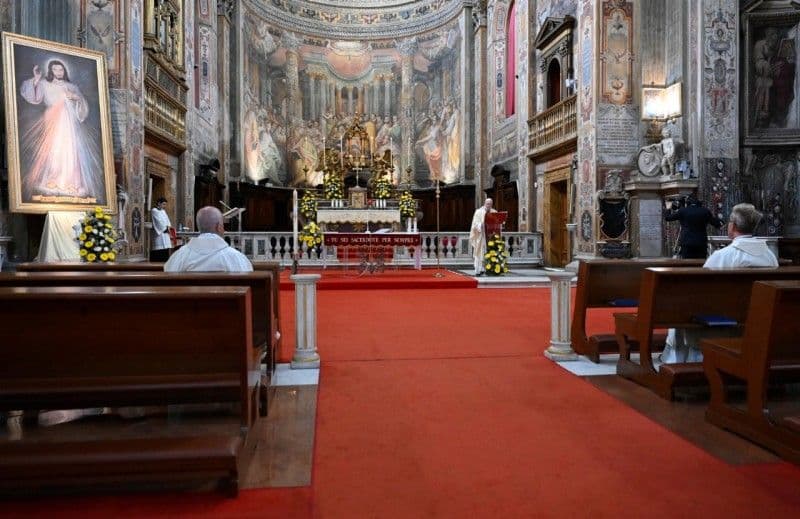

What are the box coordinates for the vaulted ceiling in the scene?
[246,0,463,40]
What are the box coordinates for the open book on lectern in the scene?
[219,201,245,220]
[222,207,245,219]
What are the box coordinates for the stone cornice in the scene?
[243,0,464,40]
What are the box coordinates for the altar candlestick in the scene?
[293,189,299,256]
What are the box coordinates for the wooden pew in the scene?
[16,261,164,271]
[572,259,704,362]
[614,267,800,399]
[701,280,800,463]
[15,260,284,375]
[0,286,260,495]
[253,261,283,375]
[0,271,271,353]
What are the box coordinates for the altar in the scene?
[317,207,401,232]
[290,113,420,272]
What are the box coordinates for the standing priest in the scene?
[469,198,496,276]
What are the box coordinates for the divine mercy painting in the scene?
[2,32,116,213]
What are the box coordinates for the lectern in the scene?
[485,211,508,237]
[222,206,246,234]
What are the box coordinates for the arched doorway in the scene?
[547,59,561,108]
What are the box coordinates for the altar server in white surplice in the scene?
[469,198,496,276]
[150,197,172,262]
[164,206,252,272]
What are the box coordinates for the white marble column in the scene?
[372,79,380,115]
[398,38,417,179]
[383,76,391,115]
[282,32,302,120]
[544,271,578,361]
[309,75,318,120]
[291,274,322,369]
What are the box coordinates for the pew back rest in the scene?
[743,281,800,371]
[0,271,273,350]
[636,267,800,332]
[16,262,163,271]
[0,286,252,378]
[576,259,705,307]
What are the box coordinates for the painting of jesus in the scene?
[2,33,116,214]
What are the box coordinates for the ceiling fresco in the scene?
[246,0,463,40]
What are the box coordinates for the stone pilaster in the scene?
[217,0,233,200]
[698,0,738,225]
[473,2,488,198]
[514,0,530,230]
[575,0,598,257]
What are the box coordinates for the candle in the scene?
[389,136,393,166]
[292,189,299,256]
[340,136,344,168]
[322,135,327,168]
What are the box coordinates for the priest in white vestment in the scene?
[164,206,253,272]
[150,197,172,262]
[661,203,778,363]
[469,198,496,276]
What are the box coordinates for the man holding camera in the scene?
[664,195,723,259]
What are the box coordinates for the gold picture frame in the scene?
[349,186,367,209]
[2,32,117,214]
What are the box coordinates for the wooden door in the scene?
[544,167,570,267]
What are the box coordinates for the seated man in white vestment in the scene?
[660,203,778,363]
[164,206,253,273]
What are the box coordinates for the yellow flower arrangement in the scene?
[371,174,392,200]
[483,234,509,276]
[323,171,344,200]
[300,190,318,220]
[299,221,323,249]
[77,207,118,263]
[398,190,416,218]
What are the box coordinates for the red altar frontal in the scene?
[323,232,422,272]
[323,232,421,247]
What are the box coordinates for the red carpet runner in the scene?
[4,288,800,518]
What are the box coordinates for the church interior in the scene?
[2,0,800,516]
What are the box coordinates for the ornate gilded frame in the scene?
[2,32,117,214]
[742,9,800,145]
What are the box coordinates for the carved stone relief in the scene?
[738,150,799,235]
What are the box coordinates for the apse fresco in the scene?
[241,6,462,188]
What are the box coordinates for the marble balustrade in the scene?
[178,231,543,267]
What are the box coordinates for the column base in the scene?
[544,343,579,362]
[291,352,321,369]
